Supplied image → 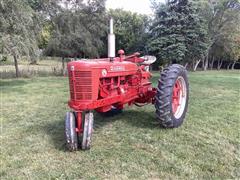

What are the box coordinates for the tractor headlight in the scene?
[102,69,107,77]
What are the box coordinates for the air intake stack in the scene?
[108,18,115,58]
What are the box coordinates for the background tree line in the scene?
[0,0,239,77]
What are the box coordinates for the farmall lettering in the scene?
[64,18,189,151]
[110,65,125,72]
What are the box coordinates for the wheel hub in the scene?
[172,77,187,119]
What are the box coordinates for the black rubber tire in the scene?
[65,112,78,151]
[81,111,94,150]
[155,64,189,128]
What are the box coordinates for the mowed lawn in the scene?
[0,70,240,179]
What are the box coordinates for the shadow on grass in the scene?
[42,109,159,151]
[115,110,159,129]
[41,119,66,152]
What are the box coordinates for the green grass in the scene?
[1,71,240,179]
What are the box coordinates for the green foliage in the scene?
[38,22,52,49]
[45,0,107,58]
[109,9,150,54]
[148,0,209,66]
[25,0,42,11]
[197,0,240,69]
[25,0,61,18]
[0,0,39,59]
[0,55,7,62]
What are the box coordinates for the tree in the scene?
[0,0,40,77]
[228,28,240,69]
[24,0,62,63]
[25,0,61,19]
[198,0,240,70]
[45,0,107,74]
[109,9,150,55]
[148,0,208,69]
[38,22,52,49]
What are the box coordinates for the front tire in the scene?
[155,64,189,128]
[65,112,78,151]
[81,111,94,150]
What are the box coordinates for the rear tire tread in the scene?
[155,64,189,128]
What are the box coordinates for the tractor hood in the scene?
[67,58,138,78]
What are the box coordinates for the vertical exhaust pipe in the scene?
[108,18,115,58]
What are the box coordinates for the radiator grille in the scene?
[69,71,92,100]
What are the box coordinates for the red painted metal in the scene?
[172,79,182,114]
[76,112,83,133]
[67,53,157,117]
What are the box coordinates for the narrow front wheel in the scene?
[65,112,78,151]
[81,111,94,150]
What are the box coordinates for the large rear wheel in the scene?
[155,64,189,128]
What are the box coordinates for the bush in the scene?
[1,56,7,62]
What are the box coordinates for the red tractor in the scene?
[65,19,189,151]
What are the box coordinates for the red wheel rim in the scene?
[172,77,187,118]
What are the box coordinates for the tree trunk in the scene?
[184,62,188,68]
[202,50,210,71]
[13,55,20,78]
[231,61,236,70]
[217,59,223,70]
[203,57,208,71]
[227,63,232,70]
[201,59,205,70]
[209,57,215,70]
[193,60,201,71]
[62,57,65,75]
